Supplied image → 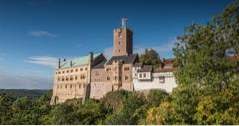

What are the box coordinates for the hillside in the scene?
[0,89,50,99]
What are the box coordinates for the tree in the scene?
[146,89,169,107]
[73,99,108,125]
[139,49,161,68]
[0,94,15,124]
[173,0,239,93]
[146,101,177,124]
[171,0,239,124]
[46,103,76,125]
[10,97,35,124]
[102,90,146,125]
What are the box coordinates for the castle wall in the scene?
[52,65,90,104]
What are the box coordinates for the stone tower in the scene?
[113,17,133,56]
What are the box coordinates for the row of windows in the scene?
[105,67,130,72]
[139,73,147,78]
[106,76,129,81]
[56,67,88,74]
[57,83,85,89]
[57,75,86,82]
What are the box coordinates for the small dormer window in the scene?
[139,73,142,78]
[159,77,165,83]
[143,73,146,78]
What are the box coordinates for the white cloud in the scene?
[103,47,113,58]
[134,38,177,58]
[25,56,58,68]
[0,71,52,89]
[29,30,57,38]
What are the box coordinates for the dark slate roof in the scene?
[92,60,107,69]
[134,63,143,67]
[106,54,138,65]
[138,65,153,72]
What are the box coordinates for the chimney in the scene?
[70,61,73,67]
[58,58,61,69]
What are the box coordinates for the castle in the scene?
[51,18,177,104]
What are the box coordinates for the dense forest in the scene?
[0,0,239,124]
[0,89,48,99]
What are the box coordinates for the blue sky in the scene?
[0,0,233,89]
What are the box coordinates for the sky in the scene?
[0,0,233,89]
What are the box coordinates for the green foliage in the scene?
[139,48,161,68]
[146,101,177,124]
[146,89,169,107]
[1,0,239,125]
[0,94,15,124]
[103,90,146,125]
[173,0,239,92]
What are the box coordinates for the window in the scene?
[143,73,146,78]
[62,71,65,74]
[66,77,69,81]
[124,67,129,71]
[115,76,117,80]
[159,77,165,83]
[107,76,110,80]
[65,85,67,89]
[71,69,73,72]
[106,68,111,71]
[58,78,60,81]
[66,70,69,73]
[75,69,78,72]
[139,73,142,78]
[70,84,72,88]
[62,78,65,81]
[70,76,73,81]
[79,84,81,88]
[59,71,61,74]
[75,76,78,80]
[80,68,83,71]
[85,67,87,70]
[56,72,57,74]
[125,76,128,80]
[80,75,85,79]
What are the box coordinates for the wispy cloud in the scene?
[134,38,177,58]
[103,47,113,58]
[25,56,58,68]
[29,30,57,38]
